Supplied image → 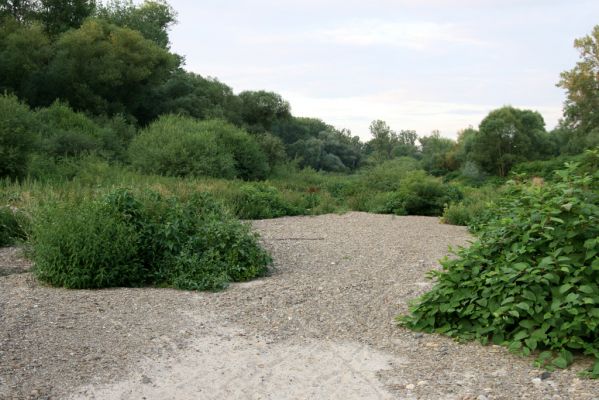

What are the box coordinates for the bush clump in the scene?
[399,163,599,377]
[228,183,299,219]
[370,172,463,216]
[129,115,268,180]
[31,189,271,290]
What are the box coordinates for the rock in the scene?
[539,371,551,380]
[406,383,415,390]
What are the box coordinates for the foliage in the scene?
[95,0,177,48]
[0,94,38,179]
[372,172,462,216]
[31,189,271,290]
[357,157,421,192]
[468,106,551,177]
[0,18,51,103]
[227,183,299,219]
[442,186,498,228]
[366,120,419,162]
[419,131,457,176]
[237,90,291,133]
[0,206,28,246]
[43,18,178,122]
[558,25,599,153]
[38,0,96,35]
[399,164,599,377]
[287,129,362,173]
[129,115,267,180]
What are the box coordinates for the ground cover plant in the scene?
[399,161,599,377]
[30,189,271,290]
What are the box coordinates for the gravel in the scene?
[1,212,598,399]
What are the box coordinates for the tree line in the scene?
[1,0,598,181]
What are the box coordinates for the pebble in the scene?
[406,383,415,390]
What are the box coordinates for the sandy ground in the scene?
[1,212,598,400]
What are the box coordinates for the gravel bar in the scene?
[1,212,598,399]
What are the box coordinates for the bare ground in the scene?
[1,212,598,399]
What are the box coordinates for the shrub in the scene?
[370,173,463,216]
[35,101,105,158]
[399,163,599,377]
[442,186,498,228]
[0,94,38,179]
[129,115,268,180]
[228,183,299,219]
[358,157,421,192]
[32,189,271,290]
[31,198,144,288]
[0,207,28,246]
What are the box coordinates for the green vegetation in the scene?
[31,189,270,290]
[400,158,599,377]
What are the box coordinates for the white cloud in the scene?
[318,20,485,49]
[241,20,486,51]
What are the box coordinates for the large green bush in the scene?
[129,115,268,180]
[31,189,271,290]
[399,163,599,377]
[227,183,300,219]
[0,94,38,179]
[370,172,462,216]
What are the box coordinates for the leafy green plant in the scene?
[399,163,599,377]
[129,115,268,180]
[31,189,271,290]
[0,94,39,179]
[369,173,462,216]
[228,183,300,219]
[0,207,28,246]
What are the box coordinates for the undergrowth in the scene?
[31,189,271,290]
[399,163,599,377]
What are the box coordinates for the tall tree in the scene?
[469,106,548,177]
[0,0,38,21]
[38,0,96,35]
[42,18,179,121]
[95,0,176,48]
[558,25,599,153]
[237,90,291,133]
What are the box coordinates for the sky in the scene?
[165,0,599,140]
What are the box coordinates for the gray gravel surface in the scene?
[1,212,598,399]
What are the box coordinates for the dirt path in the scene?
[1,213,598,399]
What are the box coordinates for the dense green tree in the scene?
[557,25,599,153]
[129,116,268,180]
[366,120,419,162]
[0,0,38,21]
[271,117,330,145]
[287,127,361,172]
[42,18,179,122]
[0,18,51,102]
[153,69,238,121]
[237,90,291,133]
[469,106,549,177]
[419,131,456,175]
[393,129,419,158]
[95,0,176,48]
[367,119,396,161]
[38,0,96,35]
[0,94,39,179]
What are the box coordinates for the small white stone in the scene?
[406,383,415,390]
[417,380,427,386]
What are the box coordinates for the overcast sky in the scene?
[166,0,599,140]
